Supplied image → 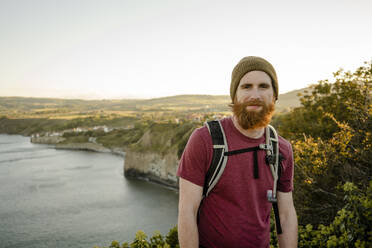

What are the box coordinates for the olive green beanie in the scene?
[230,56,278,102]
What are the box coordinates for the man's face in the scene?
[232,70,275,129]
[235,70,275,108]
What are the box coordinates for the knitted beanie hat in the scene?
[230,56,278,102]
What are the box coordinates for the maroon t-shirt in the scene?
[177,117,294,248]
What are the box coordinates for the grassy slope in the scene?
[0,88,304,118]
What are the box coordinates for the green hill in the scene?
[0,88,306,118]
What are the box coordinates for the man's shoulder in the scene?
[199,117,232,134]
[211,117,234,133]
[192,123,210,138]
[277,134,293,154]
[278,134,291,145]
[187,123,212,149]
[190,117,232,145]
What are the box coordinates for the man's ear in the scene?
[228,96,237,108]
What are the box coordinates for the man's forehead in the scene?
[239,70,272,84]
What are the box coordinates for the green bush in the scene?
[273,61,371,226]
[93,227,178,248]
[296,182,372,248]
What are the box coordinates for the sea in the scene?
[0,134,179,248]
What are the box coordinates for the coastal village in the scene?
[30,112,228,139]
[31,125,115,139]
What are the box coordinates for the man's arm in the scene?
[277,191,298,248]
[178,178,203,248]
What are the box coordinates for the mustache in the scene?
[243,100,264,106]
[231,100,275,130]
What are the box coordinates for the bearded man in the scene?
[177,56,298,248]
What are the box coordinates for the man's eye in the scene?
[260,84,270,88]
[242,84,251,89]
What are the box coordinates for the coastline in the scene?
[30,136,125,157]
[29,135,179,190]
[125,168,179,190]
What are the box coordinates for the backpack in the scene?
[201,120,284,234]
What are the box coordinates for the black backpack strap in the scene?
[273,202,282,234]
[224,146,260,156]
[273,152,285,235]
[203,120,229,197]
[224,146,261,179]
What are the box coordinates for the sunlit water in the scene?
[0,134,178,248]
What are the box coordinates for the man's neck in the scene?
[232,115,265,139]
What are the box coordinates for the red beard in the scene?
[231,99,275,130]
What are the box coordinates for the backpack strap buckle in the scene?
[267,190,277,203]
[266,154,276,165]
[259,144,272,150]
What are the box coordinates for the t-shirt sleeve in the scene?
[176,127,211,187]
[277,141,294,192]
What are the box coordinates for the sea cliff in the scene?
[121,123,196,189]
[124,150,179,188]
[28,122,197,189]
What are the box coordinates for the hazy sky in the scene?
[1,0,371,99]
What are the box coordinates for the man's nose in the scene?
[249,88,261,100]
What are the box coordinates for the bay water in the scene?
[0,134,178,248]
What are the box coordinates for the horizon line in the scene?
[0,88,307,101]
